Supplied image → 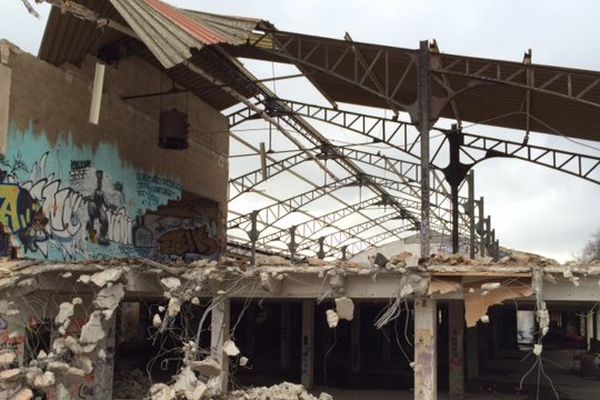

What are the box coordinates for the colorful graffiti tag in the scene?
[139,215,219,262]
[0,124,183,261]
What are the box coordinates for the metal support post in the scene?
[442,124,471,254]
[317,236,326,259]
[288,225,298,261]
[341,245,348,261]
[248,210,259,265]
[478,197,485,257]
[484,216,491,255]
[418,40,431,259]
[467,171,475,259]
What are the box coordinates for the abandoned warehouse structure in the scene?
[0,0,599,399]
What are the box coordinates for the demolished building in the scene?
[0,1,599,399]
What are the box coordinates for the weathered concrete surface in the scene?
[0,61,10,156]
[5,45,229,205]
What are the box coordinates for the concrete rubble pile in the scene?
[423,247,559,268]
[227,382,332,400]
[0,266,125,400]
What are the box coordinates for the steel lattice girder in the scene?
[229,147,422,200]
[229,98,421,158]
[229,155,473,253]
[213,46,423,244]
[232,98,600,186]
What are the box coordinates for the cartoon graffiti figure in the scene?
[85,170,114,246]
[17,207,50,255]
[0,181,49,256]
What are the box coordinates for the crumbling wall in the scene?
[0,42,228,261]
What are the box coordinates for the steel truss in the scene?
[247,30,414,111]
[231,99,600,185]
[229,98,421,157]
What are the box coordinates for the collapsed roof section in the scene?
[39,0,273,110]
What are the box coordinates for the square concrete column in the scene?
[596,310,600,340]
[466,327,479,380]
[301,299,315,390]
[414,298,437,400]
[281,302,291,370]
[587,311,594,351]
[351,302,361,374]
[448,301,465,399]
[211,297,231,395]
[94,315,116,400]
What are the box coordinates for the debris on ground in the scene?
[113,368,150,399]
[227,382,332,400]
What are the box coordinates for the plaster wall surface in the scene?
[0,43,229,261]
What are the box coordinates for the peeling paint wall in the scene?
[1,126,181,260]
[0,43,229,261]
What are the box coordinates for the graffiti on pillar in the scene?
[0,124,182,261]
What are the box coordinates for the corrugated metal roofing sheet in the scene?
[38,0,266,110]
[228,31,600,142]
[109,0,263,69]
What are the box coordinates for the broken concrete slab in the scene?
[190,357,221,377]
[223,340,240,357]
[334,297,354,321]
[79,311,105,344]
[94,282,124,318]
[326,309,339,328]
[161,277,182,291]
[90,268,124,287]
[33,371,55,389]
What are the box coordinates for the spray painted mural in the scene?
[133,214,219,262]
[0,124,183,261]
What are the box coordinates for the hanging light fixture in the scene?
[159,108,189,150]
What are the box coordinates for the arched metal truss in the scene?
[222,31,600,262]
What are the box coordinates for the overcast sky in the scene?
[2,0,599,262]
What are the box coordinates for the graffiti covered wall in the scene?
[0,124,183,261]
[134,214,219,262]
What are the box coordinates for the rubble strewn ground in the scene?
[227,382,332,400]
[113,369,150,399]
[0,247,597,399]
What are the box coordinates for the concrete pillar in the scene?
[280,302,291,370]
[448,301,464,399]
[414,298,437,400]
[351,303,361,374]
[211,297,230,394]
[301,299,315,390]
[587,311,594,351]
[94,315,116,400]
[466,328,479,380]
[596,310,600,340]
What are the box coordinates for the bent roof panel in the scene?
[38,0,267,110]
[229,30,600,142]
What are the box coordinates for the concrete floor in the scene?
[312,387,522,400]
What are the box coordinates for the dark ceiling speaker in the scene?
[159,109,189,150]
